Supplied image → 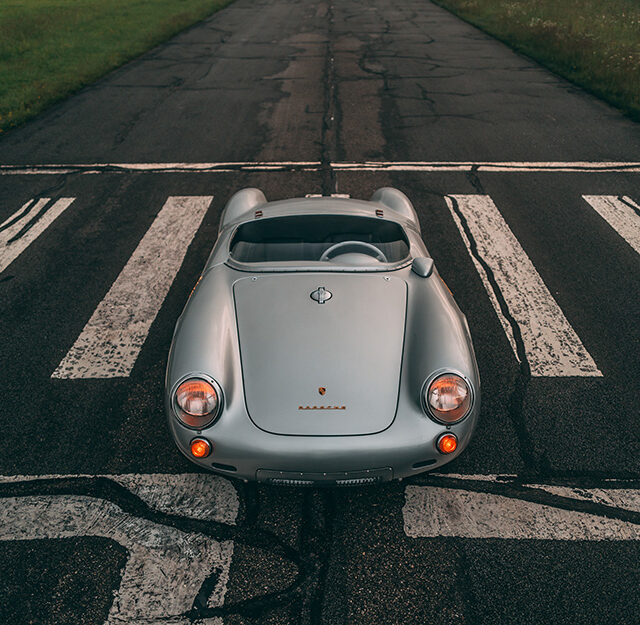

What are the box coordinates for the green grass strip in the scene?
[0,0,235,133]
[432,0,640,121]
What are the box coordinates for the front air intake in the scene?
[335,477,381,486]
[268,478,315,486]
[258,468,393,486]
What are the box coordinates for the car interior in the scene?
[229,215,410,265]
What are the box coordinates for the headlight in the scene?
[175,379,220,428]
[425,373,471,424]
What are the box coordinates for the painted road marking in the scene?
[403,484,640,540]
[0,472,240,524]
[0,474,238,625]
[52,196,212,379]
[334,162,640,173]
[0,197,75,274]
[583,195,640,256]
[0,162,323,175]
[528,485,640,515]
[1,161,640,174]
[445,195,601,377]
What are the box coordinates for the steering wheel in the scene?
[319,240,388,262]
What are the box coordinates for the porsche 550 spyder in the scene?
[165,188,480,485]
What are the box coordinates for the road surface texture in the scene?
[1,0,639,624]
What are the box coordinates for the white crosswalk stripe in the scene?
[444,194,601,377]
[52,196,212,379]
[403,483,640,540]
[0,197,75,275]
[582,195,640,256]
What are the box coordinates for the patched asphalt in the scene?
[1,0,639,623]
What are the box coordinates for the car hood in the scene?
[234,274,407,435]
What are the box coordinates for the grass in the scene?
[0,0,235,133]
[431,0,640,121]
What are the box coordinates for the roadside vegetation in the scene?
[432,0,640,120]
[0,0,235,132]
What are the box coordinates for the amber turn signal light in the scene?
[437,433,458,454]
[190,438,212,458]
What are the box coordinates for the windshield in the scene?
[229,215,410,264]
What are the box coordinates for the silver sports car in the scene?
[165,188,480,485]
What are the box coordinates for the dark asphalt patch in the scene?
[0,538,126,625]
[461,540,640,625]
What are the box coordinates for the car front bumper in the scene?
[167,405,479,484]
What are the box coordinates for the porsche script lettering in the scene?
[299,405,346,410]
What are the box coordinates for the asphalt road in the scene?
[1,0,639,624]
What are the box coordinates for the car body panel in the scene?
[234,273,406,435]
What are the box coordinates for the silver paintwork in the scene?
[165,188,480,484]
[235,273,406,436]
[411,257,434,278]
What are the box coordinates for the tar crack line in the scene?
[444,193,545,475]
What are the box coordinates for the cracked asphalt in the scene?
[0,0,639,623]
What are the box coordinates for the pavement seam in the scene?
[444,191,546,475]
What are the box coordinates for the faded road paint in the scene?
[529,485,640,515]
[52,196,212,378]
[333,162,640,173]
[445,195,601,377]
[583,195,640,256]
[0,162,323,175]
[0,197,74,275]
[0,473,240,525]
[403,485,640,540]
[1,161,640,175]
[0,473,239,625]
